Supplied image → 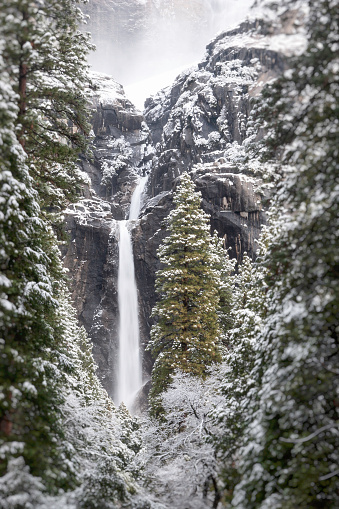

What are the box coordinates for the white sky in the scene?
[124,64,197,110]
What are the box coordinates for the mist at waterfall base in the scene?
[117,177,149,409]
[87,0,253,110]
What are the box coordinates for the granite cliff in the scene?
[61,4,307,397]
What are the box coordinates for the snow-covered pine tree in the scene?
[210,244,268,503]
[54,288,149,509]
[0,0,152,505]
[149,172,221,414]
[232,0,339,506]
[210,232,236,341]
[0,0,95,494]
[0,46,77,491]
[0,0,92,214]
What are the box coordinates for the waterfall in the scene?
[117,176,148,408]
[129,176,148,220]
[117,221,141,407]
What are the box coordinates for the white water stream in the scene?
[117,176,148,408]
[129,175,149,221]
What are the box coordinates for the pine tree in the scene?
[0,46,77,491]
[0,0,92,492]
[210,243,269,503]
[0,0,92,215]
[0,2,153,504]
[149,172,222,413]
[232,1,339,506]
[210,232,236,340]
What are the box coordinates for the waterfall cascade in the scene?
[117,176,148,408]
[129,176,148,221]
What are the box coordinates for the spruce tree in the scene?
[0,47,76,490]
[149,173,221,413]
[210,232,236,340]
[0,1,153,504]
[232,0,339,506]
[210,246,269,503]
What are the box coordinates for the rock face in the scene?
[84,73,153,218]
[62,73,155,396]
[62,5,307,397]
[61,200,118,394]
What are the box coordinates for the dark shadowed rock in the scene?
[60,200,119,396]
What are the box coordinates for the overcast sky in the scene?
[86,0,254,109]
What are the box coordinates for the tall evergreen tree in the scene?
[0,0,93,492]
[210,244,269,503]
[149,173,222,413]
[0,0,92,214]
[210,232,236,341]
[232,0,339,506]
[0,1,155,506]
[0,45,75,490]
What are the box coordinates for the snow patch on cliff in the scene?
[90,72,128,108]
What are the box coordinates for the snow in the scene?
[209,30,308,59]
[3,0,337,506]
[65,199,113,226]
[0,275,11,288]
[90,71,127,108]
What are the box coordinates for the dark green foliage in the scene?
[0,65,76,491]
[210,250,268,503]
[0,0,153,504]
[149,173,222,414]
[210,233,235,339]
[0,0,92,493]
[0,186,79,490]
[231,1,339,506]
[0,0,92,213]
[77,458,130,509]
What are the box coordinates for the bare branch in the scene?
[280,423,338,444]
[319,469,339,481]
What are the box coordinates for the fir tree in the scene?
[210,232,236,341]
[232,0,339,506]
[210,245,268,503]
[0,0,153,505]
[149,172,222,413]
[0,0,92,492]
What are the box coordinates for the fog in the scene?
[83,0,254,109]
